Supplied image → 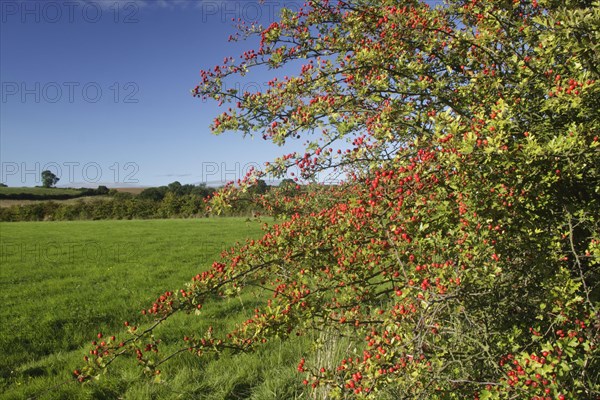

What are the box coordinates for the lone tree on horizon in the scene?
[41,170,59,188]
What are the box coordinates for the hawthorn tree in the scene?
[79,0,599,398]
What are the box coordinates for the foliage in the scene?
[138,182,215,202]
[0,195,206,222]
[79,0,599,398]
[0,183,218,221]
[138,186,168,202]
[41,170,60,188]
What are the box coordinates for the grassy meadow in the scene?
[0,218,310,399]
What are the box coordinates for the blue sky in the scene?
[0,0,305,187]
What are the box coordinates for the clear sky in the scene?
[0,0,305,187]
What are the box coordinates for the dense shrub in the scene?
[75,1,598,398]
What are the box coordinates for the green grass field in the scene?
[0,218,309,399]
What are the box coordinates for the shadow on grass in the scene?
[226,382,254,400]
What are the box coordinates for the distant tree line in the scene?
[0,182,213,221]
[0,180,311,222]
[136,181,215,201]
